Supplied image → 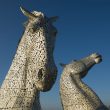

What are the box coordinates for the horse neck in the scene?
[0,31,40,109]
[78,77,103,107]
[0,31,28,88]
[60,70,102,110]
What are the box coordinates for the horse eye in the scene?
[32,24,39,32]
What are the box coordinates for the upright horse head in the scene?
[0,7,58,109]
[20,7,58,91]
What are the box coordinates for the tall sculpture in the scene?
[60,53,108,110]
[0,7,58,110]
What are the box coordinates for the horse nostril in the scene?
[38,69,43,79]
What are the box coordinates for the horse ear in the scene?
[60,63,67,68]
[48,16,58,23]
[20,6,37,19]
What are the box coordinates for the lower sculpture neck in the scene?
[60,71,104,110]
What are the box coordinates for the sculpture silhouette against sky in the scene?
[0,7,58,110]
[0,6,109,110]
[60,53,109,110]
